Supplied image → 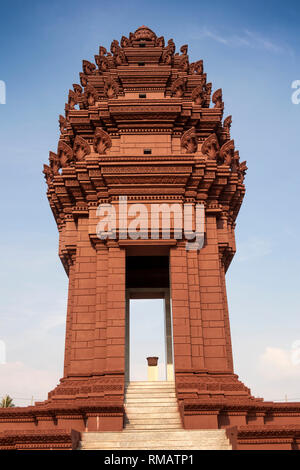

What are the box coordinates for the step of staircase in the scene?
[79,430,232,450]
[125,406,179,413]
[79,381,232,450]
[125,417,181,424]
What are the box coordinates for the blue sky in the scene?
[0,0,300,405]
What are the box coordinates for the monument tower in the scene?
[1,26,300,450]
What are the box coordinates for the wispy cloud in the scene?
[258,346,300,381]
[194,27,293,56]
[236,237,272,262]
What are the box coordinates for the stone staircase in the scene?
[79,381,232,450]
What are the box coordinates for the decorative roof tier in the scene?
[43,26,247,268]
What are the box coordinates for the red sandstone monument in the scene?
[1,26,300,450]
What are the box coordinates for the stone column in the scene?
[169,243,192,372]
[197,214,232,372]
[106,242,126,374]
[92,242,108,375]
[68,217,96,377]
[63,254,76,377]
[186,249,205,371]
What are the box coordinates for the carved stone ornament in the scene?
[190,60,203,75]
[95,46,110,72]
[120,35,130,47]
[68,90,78,109]
[181,127,198,153]
[57,141,74,168]
[110,40,127,66]
[204,82,212,105]
[73,84,83,98]
[79,72,88,88]
[132,25,157,41]
[171,77,187,98]
[82,60,96,75]
[49,151,60,175]
[219,139,235,165]
[84,84,98,107]
[180,44,188,55]
[155,36,165,47]
[201,133,220,160]
[59,115,67,134]
[99,46,107,56]
[161,39,175,65]
[43,164,54,184]
[223,115,232,138]
[212,88,224,109]
[73,135,91,161]
[93,127,112,155]
[104,77,119,99]
[191,79,206,105]
[238,160,248,183]
[231,150,240,172]
[178,55,189,72]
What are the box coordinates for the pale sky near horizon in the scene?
[0,0,300,406]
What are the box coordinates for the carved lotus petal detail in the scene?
[190,60,203,75]
[43,164,54,184]
[59,115,67,134]
[93,128,112,155]
[219,139,235,165]
[191,81,206,105]
[224,115,232,133]
[68,90,78,109]
[57,141,73,168]
[85,84,98,106]
[49,151,60,175]
[73,84,82,97]
[73,135,91,161]
[82,60,96,75]
[104,78,119,99]
[212,88,224,109]
[171,77,187,97]
[201,134,220,160]
[181,127,198,154]
[238,160,248,183]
